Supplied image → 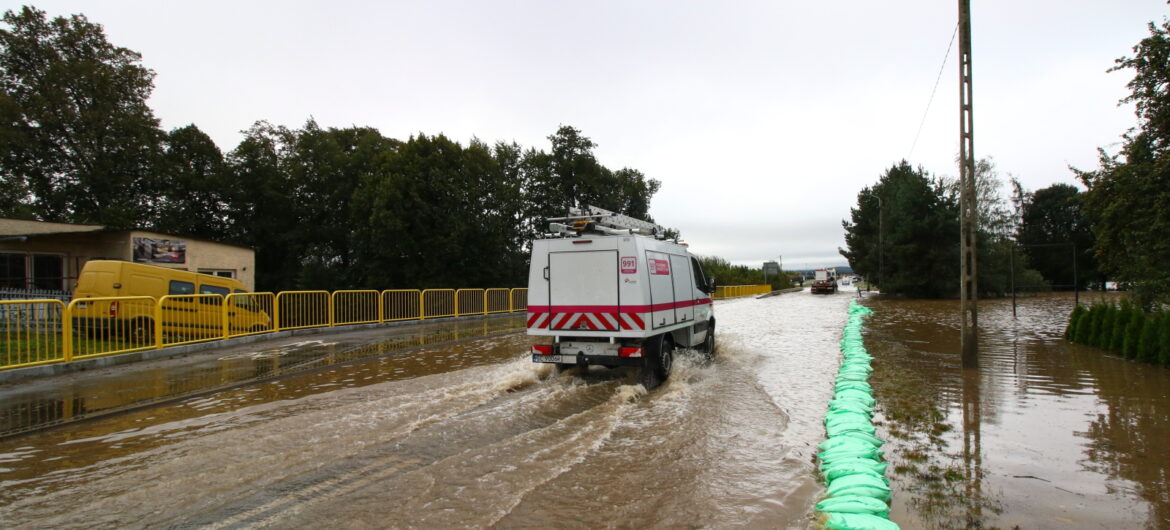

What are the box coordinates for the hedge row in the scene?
[1065,300,1170,366]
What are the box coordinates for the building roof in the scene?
[0,218,104,236]
[0,218,252,250]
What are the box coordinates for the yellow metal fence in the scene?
[0,287,529,371]
[713,284,772,300]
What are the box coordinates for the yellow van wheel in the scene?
[128,317,154,344]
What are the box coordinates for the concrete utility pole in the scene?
[958,0,978,368]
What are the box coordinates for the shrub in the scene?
[1066,305,1086,341]
[1110,302,1133,354]
[1122,309,1145,359]
[1095,303,1117,350]
[1160,312,1170,367]
[1077,303,1099,345]
[1137,310,1161,363]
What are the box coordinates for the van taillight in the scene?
[619,346,642,358]
[532,344,553,355]
[109,301,119,316]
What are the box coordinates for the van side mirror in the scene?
[706,277,717,294]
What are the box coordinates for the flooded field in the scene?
[0,291,852,528]
[867,292,1170,528]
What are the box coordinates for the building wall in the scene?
[0,225,256,292]
[128,231,255,290]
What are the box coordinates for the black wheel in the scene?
[128,317,154,345]
[639,334,674,390]
[700,322,716,359]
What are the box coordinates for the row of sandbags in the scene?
[815,301,898,530]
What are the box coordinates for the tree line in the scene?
[697,256,792,292]
[842,17,1170,306]
[0,6,661,292]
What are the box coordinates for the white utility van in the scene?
[526,206,716,389]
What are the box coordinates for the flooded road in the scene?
[867,292,1170,528]
[0,291,852,528]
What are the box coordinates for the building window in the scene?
[198,269,236,279]
[0,252,66,291]
[31,254,64,290]
[0,253,23,289]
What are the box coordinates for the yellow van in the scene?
[72,260,272,340]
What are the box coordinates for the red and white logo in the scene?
[621,256,637,274]
[650,259,670,275]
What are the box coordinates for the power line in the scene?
[907,23,959,161]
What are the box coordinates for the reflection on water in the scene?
[867,292,1170,528]
[0,315,526,437]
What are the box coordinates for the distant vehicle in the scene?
[72,260,271,340]
[811,268,838,295]
[526,206,716,389]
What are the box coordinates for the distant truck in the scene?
[811,268,838,295]
[526,206,716,389]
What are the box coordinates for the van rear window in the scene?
[169,280,195,295]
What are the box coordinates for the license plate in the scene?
[532,354,568,364]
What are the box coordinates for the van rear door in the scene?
[646,250,676,329]
[548,250,618,331]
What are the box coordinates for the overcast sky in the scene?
[10,1,1168,269]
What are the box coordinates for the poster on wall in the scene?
[133,237,186,264]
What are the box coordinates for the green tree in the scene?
[150,124,230,239]
[1018,184,1098,290]
[1078,19,1170,307]
[841,161,959,297]
[0,6,162,228]
[223,122,299,292]
[285,121,396,290]
[525,125,661,223]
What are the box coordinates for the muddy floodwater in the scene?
[4,290,1164,528]
[867,292,1170,528]
[0,291,852,528]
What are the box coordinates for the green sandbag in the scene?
[818,443,881,465]
[836,372,869,382]
[835,380,873,392]
[821,456,887,475]
[818,436,879,453]
[825,410,872,427]
[815,495,890,517]
[839,364,872,375]
[824,461,889,483]
[835,388,876,404]
[848,301,874,315]
[826,419,876,437]
[828,400,873,415]
[836,430,884,447]
[826,473,891,501]
[824,512,899,530]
